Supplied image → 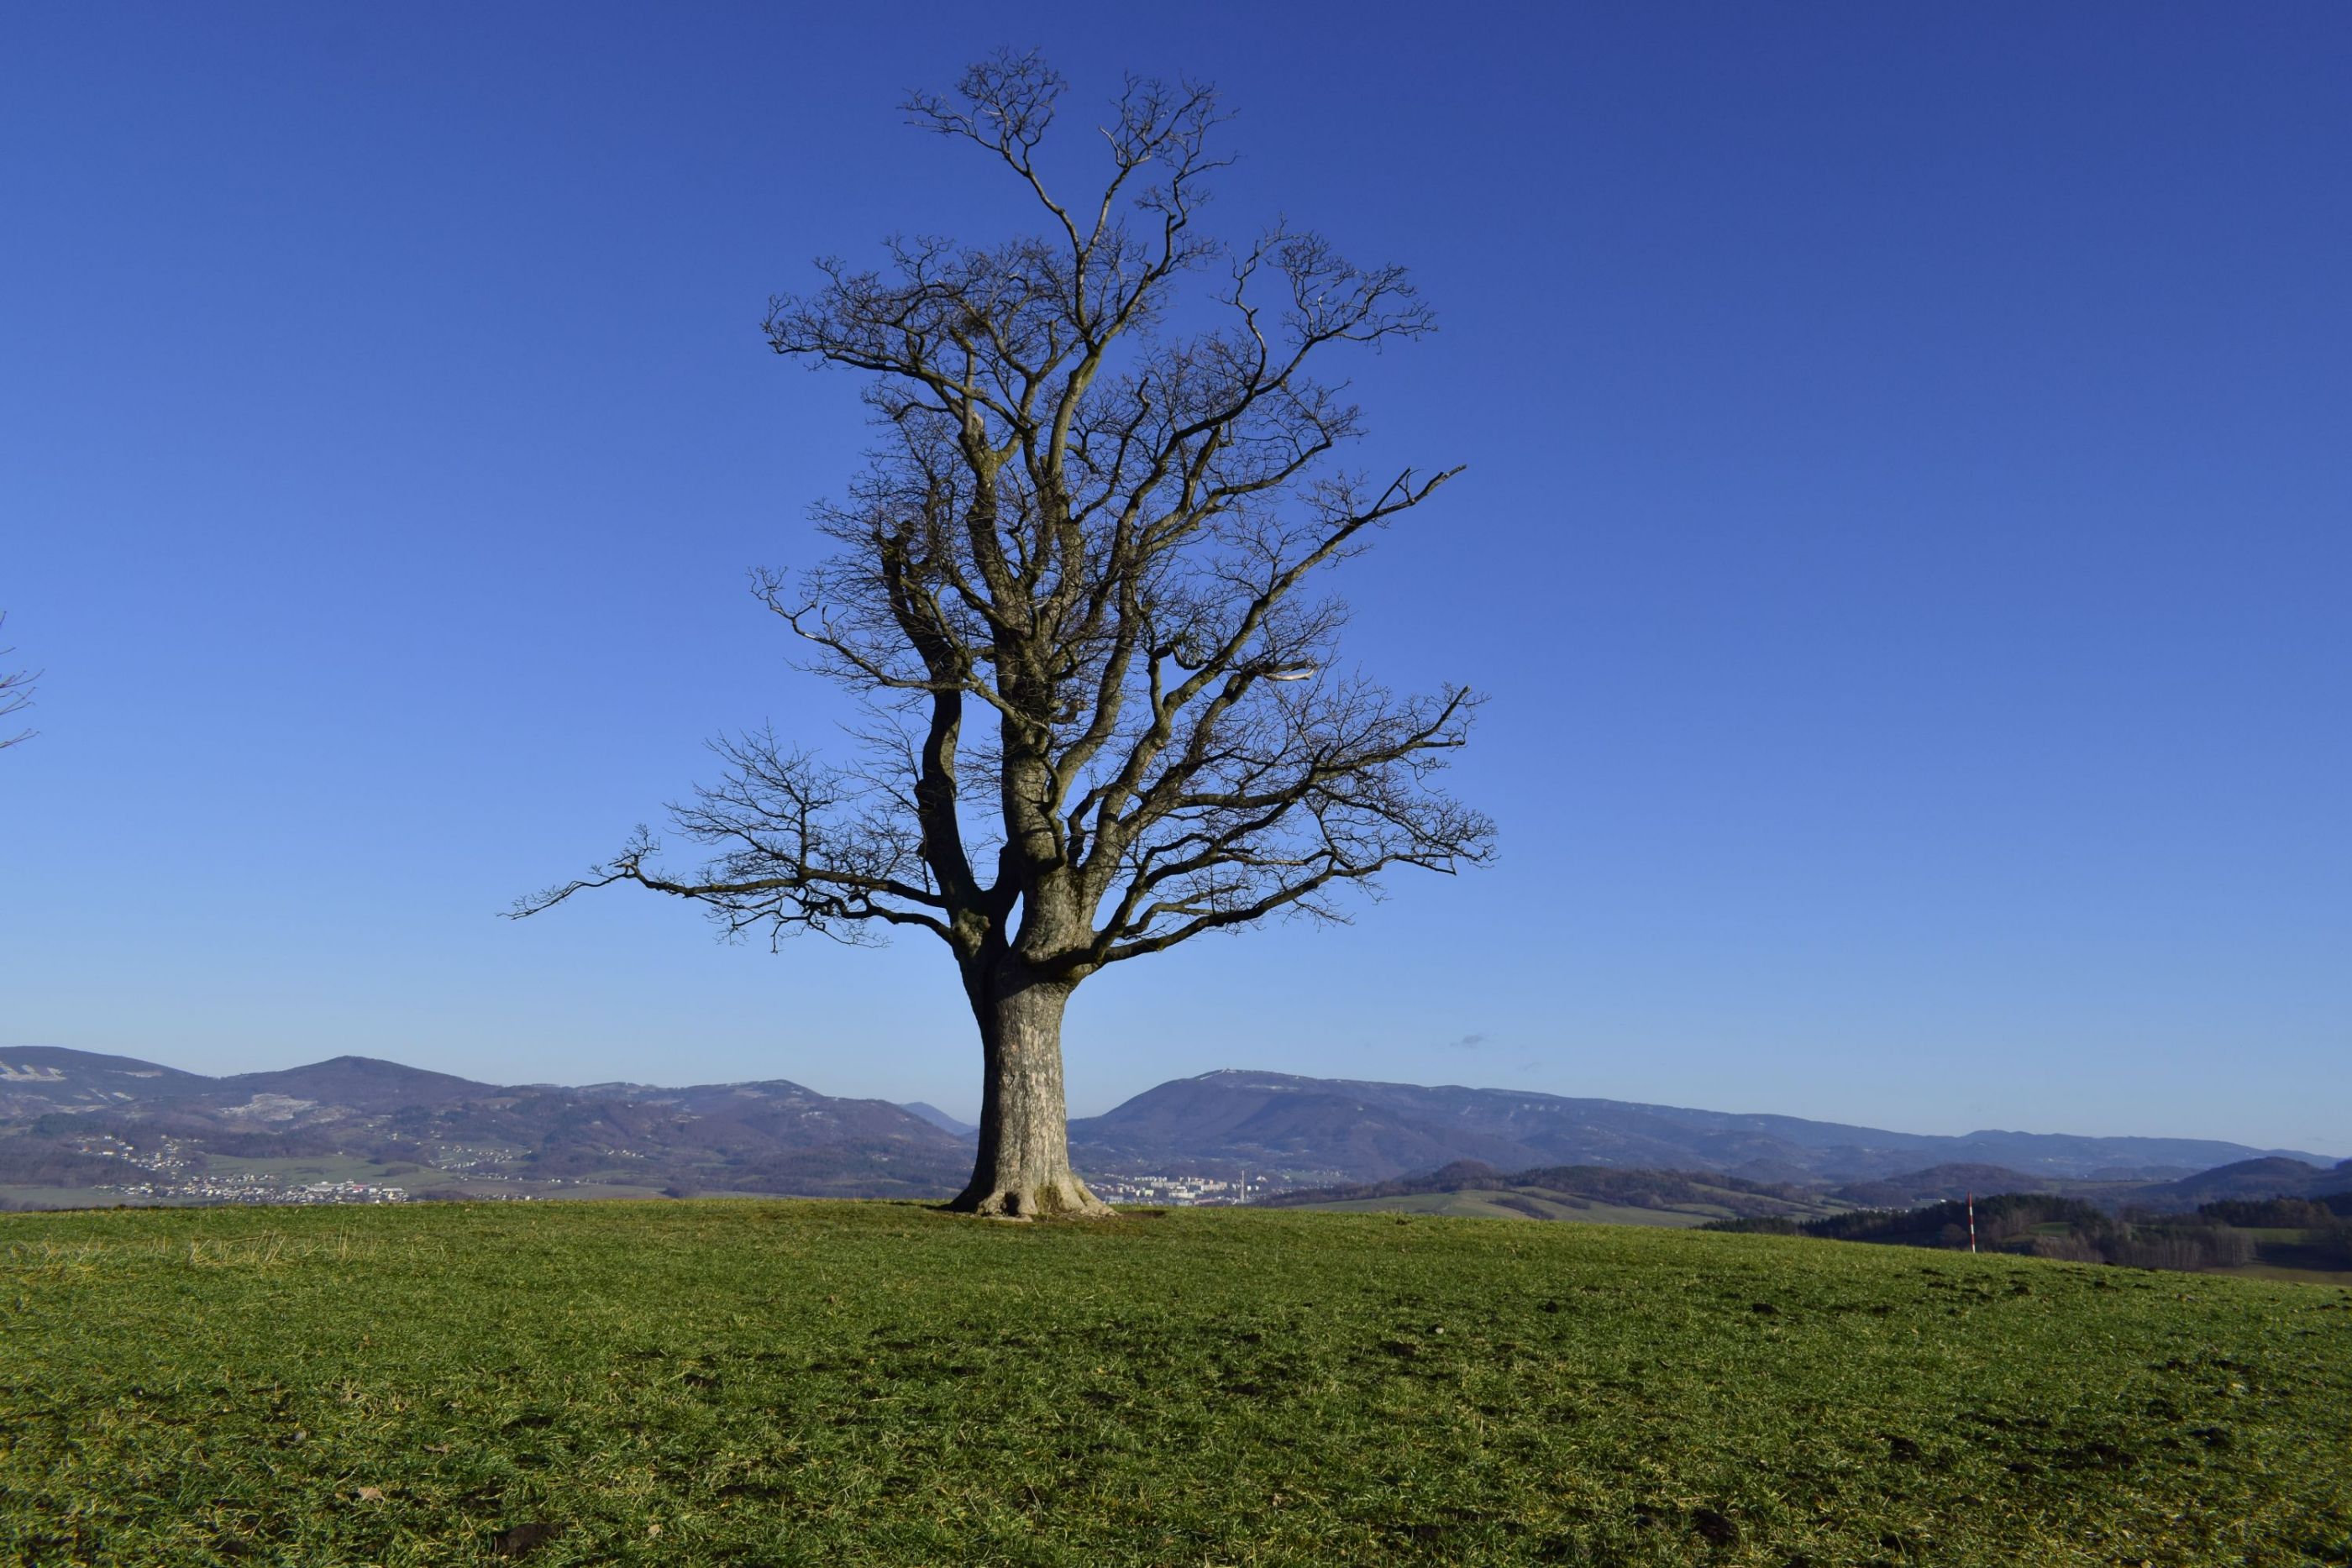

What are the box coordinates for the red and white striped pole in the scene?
[1966,1192,1977,1255]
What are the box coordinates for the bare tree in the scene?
[520,54,1494,1218]
[0,614,36,751]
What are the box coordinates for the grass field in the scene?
[3,1203,2348,1566]
[1294,1190,1728,1226]
[1282,1176,1866,1230]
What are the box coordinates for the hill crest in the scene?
[1072,1069,2334,1185]
[3,1048,2336,1205]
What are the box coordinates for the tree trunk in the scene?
[949,973,1113,1219]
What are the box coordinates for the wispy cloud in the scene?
[1443,1033,1489,1051]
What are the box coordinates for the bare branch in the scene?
[0,613,38,751]
[531,53,1488,995]
[510,739,957,947]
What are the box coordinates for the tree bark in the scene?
[949,973,1113,1219]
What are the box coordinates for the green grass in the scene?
[3,1203,2348,1566]
[2224,1263,2352,1287]
[1299,1190,1724,1226]
[1284,1177,1853,1230]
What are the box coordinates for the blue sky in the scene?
[2,3,2344,1152]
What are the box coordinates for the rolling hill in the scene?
[3,1050,2339,1213]
[898,1102,979,1138]
[0,1046,215,1114]
[0,1048,968,1204]
[1067,1069,2335,1186]
[2126,1156,2352,1209]
[5,1201,2346,1564]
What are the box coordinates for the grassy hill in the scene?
[3,1204,2347,1565]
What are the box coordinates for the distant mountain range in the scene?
[898,1102,978,1139]
[2130,1156,2352,1209]
[1067,1069,2336,1184]
[0,1046,968,1202]
[0,1049,2337,1210]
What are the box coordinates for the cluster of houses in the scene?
[72,1134,408,1206]
[1088,1173,1263,1206]
[97,1175,410,1206]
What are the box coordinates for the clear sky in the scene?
[3,3,2344,1153]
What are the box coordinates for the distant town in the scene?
[1085,1174,1263,1207]
[57,1130,1287,1209]
[71,1132,407,1205]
